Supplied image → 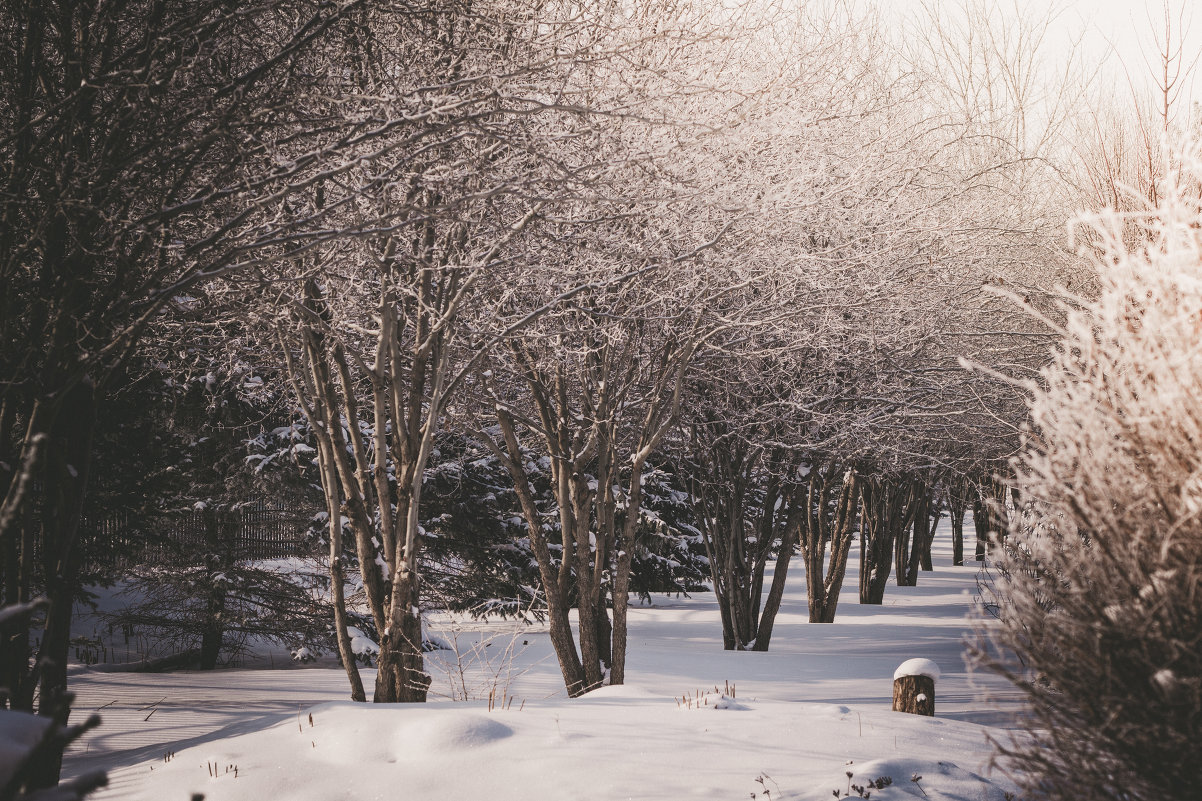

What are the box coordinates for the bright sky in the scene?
[1068,0,1201,106]
[888,0,1201,125]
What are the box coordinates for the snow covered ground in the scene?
[56,534,1027,801]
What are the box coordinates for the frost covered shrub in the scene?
[986,142,1202,801]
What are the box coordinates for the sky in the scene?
[1068,0,1201,104]
[888,0,1201,126]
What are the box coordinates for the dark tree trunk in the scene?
[595,603,613,670]
[548,602,588,697]
[753,510,798,650]
[29,381,96,789]
[199,507,233,671]
[610,544,635,684]
[859,481,893,605]
[919,490,940,572]
[973,495,988,562]
[199,607,224,670]
[947,480,969,567]
[800,468,858,624]
[894,489,916,587]
[0,423,39,710]
[860,477,916,604]
[694,447,801,651]
[896,481,924,587]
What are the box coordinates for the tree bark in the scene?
[753,507,799,649]
[973,494,988,562]
[892,674,935,716]
[30,380,96,788]
[947,480,969,567]
[918,488,940,572]
[609,537,635,684]
[801,468,858,623]
[486,412,589,696]
[199,507,234,671]
[373,571,430,703]
[859,477,904,604]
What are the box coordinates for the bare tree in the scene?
[982,138,1202,801]
[1070,1,1199,230]
[267,0,729,701]
[0,0,382,784]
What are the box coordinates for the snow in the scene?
[0,711,52,788]
[711,694,748,710]
[894,658,942,682]
[53,532,1027,801]
[347,627,379,657]
[812,757,1014,801]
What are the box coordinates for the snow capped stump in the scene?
[892,658,940,716]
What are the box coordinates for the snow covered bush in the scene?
[1,601,106,799]
[985,140,1202,800]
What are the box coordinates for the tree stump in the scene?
[892,673,935,715]
[892,658,939,716]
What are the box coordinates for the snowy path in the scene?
[60,535,1026,800]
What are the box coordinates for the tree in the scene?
[683,413,804,649]
[0,600,106,801]
[419,435,706,618]
[797,464,859,624]
[267,0,709,702]
[1071,1,1200,219]
[482,276,709,693]
[77,345,331,671]
[0,0,371,784]
[983,139,1202,801]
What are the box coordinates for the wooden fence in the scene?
[79,501,315,570]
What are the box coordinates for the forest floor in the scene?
[58,533,1029,801]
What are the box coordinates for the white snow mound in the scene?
[712,694,748,710]
[806,757,1012,801]
[401,712,514,750]
[577,684,662,701]
[893,658,941,681]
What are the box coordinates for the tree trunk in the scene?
[894,492,915,587]
[31,381,96,789]
[978,478,1010,557]
[919,491,940,572]
[595,604,613,670]
[801,469,858,623]
[715,582,737,651]
[948,482,967,567]
[859,478,899,605]
[199,601,224,670]
[815,472,858,623]
[903,482,938,583]
[374,566,430,703]
[973,494,988,562]
[610,546,635,685]
[753,510,798,649]
[486,413,589,696]
[1,419,40,711]
[322,459,365,701]
[199,507,233,671]
[281,322,366,701]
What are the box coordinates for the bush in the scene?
[983,141,1202,800]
